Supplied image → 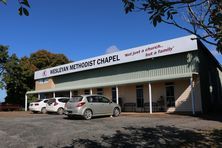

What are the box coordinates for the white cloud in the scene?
[106,45,120,54]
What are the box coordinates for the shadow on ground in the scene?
[61,126,222,148]
[169,112,222,123]
[63,115,112,120]
[197,113,222,122]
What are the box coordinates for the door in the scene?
[98,96,113,115]
[86,96,101,115]
[136,85,144,108]
[165,83,175,107]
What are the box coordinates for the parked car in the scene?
[29,99,49,114]
[46,97,70,114]
[64,95,121,120]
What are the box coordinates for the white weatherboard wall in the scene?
[35,35,198,80]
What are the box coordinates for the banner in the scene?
[35,35,198,80]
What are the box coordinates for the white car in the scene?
[46,97,70,114]
[29,99,49,114]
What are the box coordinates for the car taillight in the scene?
[65,103,67,108]
[76,102,85,107]
[54,102,58,106]
[35,103,39,106]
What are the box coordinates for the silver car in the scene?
[64,95,121,120]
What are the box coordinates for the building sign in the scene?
[49,54,120,75]
[34,35,198,79]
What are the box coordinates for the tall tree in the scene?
[20,57,37,90]
[2,48,70,105]
[29,50,70,70]
[3,54,25,104]
[122,0,222,54]
[0,45,9,89]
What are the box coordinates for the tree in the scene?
[2,48,70,105]
[0,0,30,16]
[3,54,25,104]
[4,56,37,105]
[29,50,70,70]
[122,0,222,54]
[20,57,37,90]
[0,45,9,89]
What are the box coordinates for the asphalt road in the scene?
[0,112,221,148]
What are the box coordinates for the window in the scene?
[84,89,90,95]
[38,79,43,84]
[58,98,69,103]
[38,78,49,84]
[69,96,83,102]
[87,96,99,103]
[87,96,110,103]
[47,99,55,105]
[56,91,70,97]
[92,96,99,102]
[40,93,47,99]
[112,87,117,103]
[43,100,48,103]
[165,83,175,107]
[87,96,94,103]
[97,88,103,95]
[35,100,42,102]
[99,97,110,103]
[73,90,78,96]
[136,85,144,107]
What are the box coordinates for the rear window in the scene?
[47,99,55,105]
[44,100,48,103]
[58,98,69,103]
[35,100,42,102]
[69,96,83,102]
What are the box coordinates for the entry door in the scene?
[165,83,175,107]
[112,87,117,103]
[136,85,144,108]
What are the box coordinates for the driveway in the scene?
[0,112,221,147]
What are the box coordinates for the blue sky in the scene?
[0,0,221,102]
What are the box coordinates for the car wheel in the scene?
[83,109,92,120]
[41,107,47,114]
[113,107,120,117]
[57,108,64,115]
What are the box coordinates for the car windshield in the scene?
[69,96,83,102]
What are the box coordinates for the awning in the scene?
[26,72,197,95]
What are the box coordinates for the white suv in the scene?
[29,99,49,114]
[46,97,70,114]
